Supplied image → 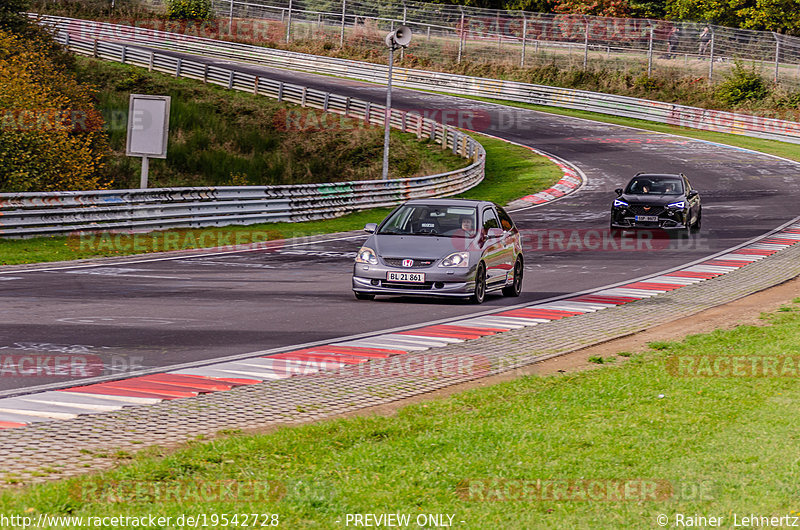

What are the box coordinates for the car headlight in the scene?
[613,199,629,208]
[439,251,469,268]
[355,246,378,265]
[667,201,686,209]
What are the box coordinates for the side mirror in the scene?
[486,227,503,239]
[615,188,623,196]
[364,223,377,233]
[687,190,698,199]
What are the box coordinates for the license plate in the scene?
[387,271,425,283]
[635,215,659,222]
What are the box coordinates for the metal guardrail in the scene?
[47,16,800,145]
[0,30,485,238]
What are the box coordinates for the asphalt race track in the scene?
[2,50,799,395]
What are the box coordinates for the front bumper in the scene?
[352,263,475,298]
[611,209,689,230]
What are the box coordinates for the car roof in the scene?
[403,198,494,208]
[631,173,684,179]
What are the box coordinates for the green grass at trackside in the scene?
[0,135,558,266]
[459,93,800,163]
[5,301,800,526]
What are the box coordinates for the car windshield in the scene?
[377,205,478,237]
[625,176,684,195]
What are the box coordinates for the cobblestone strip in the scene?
[2,241,800,484]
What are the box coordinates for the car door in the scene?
[683,175,700,224]
[481,207,512,285]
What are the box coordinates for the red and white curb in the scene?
[2,222,799,430]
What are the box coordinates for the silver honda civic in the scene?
[352,199,524,303]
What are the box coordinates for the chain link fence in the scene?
[193,0,800,86]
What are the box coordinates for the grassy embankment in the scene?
[3,296,800,526]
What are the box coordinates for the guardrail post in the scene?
[647,25,653,77]
[120,45,126,64]
[149,51,154,72]
[203,63,208,83]
[301,87,307,107]
[401,111,407,131]
[774,33,781,83]
[452,132,459,154]
[278,82,284,101]
[340,0,346,47]
[323,92,330,111]
[228,70,234,89]
[345,96,350,116]
[520,15,527,68]
[365,101,371,124]
[176,58,182,77]
[416,115,423,139]
[93,39,98,58]
[429,122,436,142]
[254,76,259,95]
[64,32,70,47]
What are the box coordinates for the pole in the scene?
[140,156,149,189]
[774,33,781,83]
[286,0,293,43]
[400,4,407,61]
[382,46,395,180]
[647,25,653,76]
[708,29,715,80]
[340,0,346,47]
[521,15,527,67]
[457,8,464,64]
[583,18,589,69]
[228,0,234,32]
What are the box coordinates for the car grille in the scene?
[628,205,666,216]
[382,281,433,290]
[383,258,435,268]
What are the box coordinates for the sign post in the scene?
[126,94,171,189]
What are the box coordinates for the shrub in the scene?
[165,0,213,21]
[716,62,769,106]
[0,29,110,192]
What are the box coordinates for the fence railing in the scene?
[0,30,485,238]
[46,16,800,145]
[191,0,800,84]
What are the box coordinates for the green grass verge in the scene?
[458,93,800,163]
[79,58,465,189]
[4,301,800,526]
[0,134,558,266]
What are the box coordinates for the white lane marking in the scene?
[19,391,136,408]
[54,267,189,279]
[748,243,788,250]
[453,318,524,329]
[0,234,365,275]
[19,397,122,412]
[0,277,21,281]
[533,303,598,312]
[0,407,76,420]
[57,392,162,404]
[337,334,452,348]
[333,338,427,351]
[56,316,198,326]
[641,275,703,285]
[683,265,739,273]
[594,288,660,297]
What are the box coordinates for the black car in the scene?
[611,173,701,231]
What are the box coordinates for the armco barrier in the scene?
[44,16,800,144]
[0,31,485,238]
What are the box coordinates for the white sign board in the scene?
[126,94,170,159]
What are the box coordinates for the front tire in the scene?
[502,258,523,297]
[354,292,375,301]
[470,263,487,304]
